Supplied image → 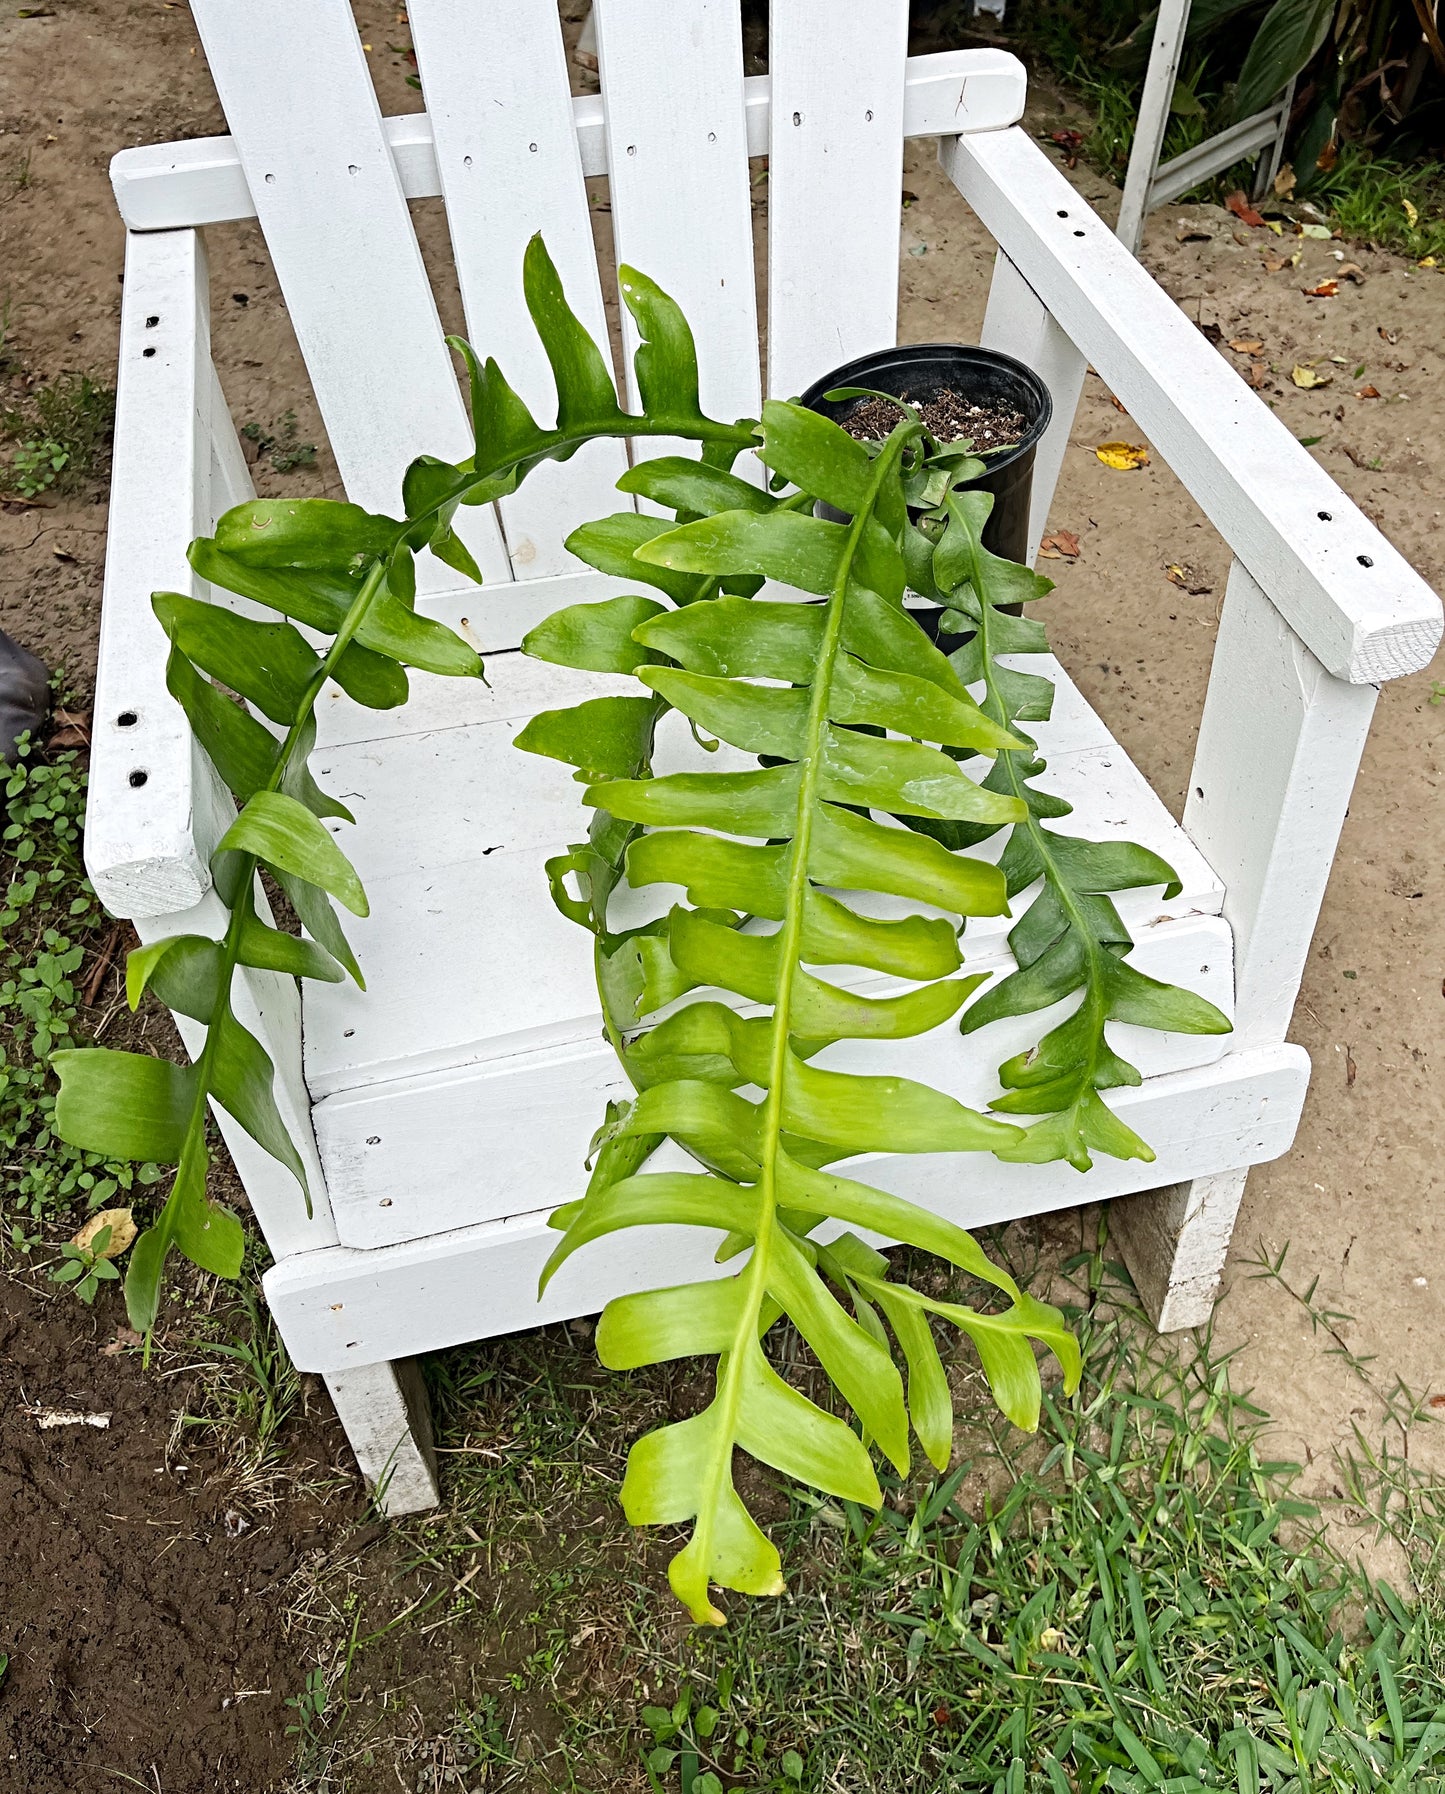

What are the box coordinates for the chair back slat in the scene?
[407,0,632,579]
[767,0,909,400]
[594,0,762,462]
[188,0,511,586]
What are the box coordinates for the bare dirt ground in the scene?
[0,3,1442,1788]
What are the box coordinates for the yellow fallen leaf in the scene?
[1403,198,1419,227]
[1228,337,1264,353]
[1095,441,1149,471]
[1265,219,1283,235]
[1290,365,1332,389]
[72,1207,137,1260]
[1421,256,1438,269]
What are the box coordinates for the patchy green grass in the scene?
[0,368,115,498]
[273,1231,1445,1792]
[1310,148,1445,261]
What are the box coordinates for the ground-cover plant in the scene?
[615,1278,1445,1792]
[279,1241,1445,1790]
[0,369,115,498]
[1011,0,1445,226]
[0,735,163,1250]
[57,237,1228,1625]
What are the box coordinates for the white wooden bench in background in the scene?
[89,0,1441,1513]
[1116,0,1295,255]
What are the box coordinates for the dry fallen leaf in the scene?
[1272,163,1297,199]
[1039,530,1081,560]
[1108,393,1127,412]
[1228,337,1264,354]
[1244,363,1268,389]
[1224,189,1266,228]
[1378,326,1399,344]
[100,1325,143,1357]
[1165,562,1213,595]
[1303,280,1339,298]
[1299,222,1333,240]
[1176,219,1213,243]
[1290,365,1332,389]
[1095,442,1149,471]
[1431,1393,1445,1412]
[1263,250,1302,273]
[1337,262,1366,282]
[72,1207,137,1260]
[1356,385,1381,399]
[1050,128,1084,168]
[1345,1047,1357,1089]
[1403,197,1419,227]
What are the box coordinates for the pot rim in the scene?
[798,341,1054,479]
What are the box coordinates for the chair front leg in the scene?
[1113,560,1378,1327]
[323,1358,440,1516]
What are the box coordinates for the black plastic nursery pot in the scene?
[798,341,1053,569]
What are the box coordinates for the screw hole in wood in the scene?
[117,711,137,727]
[128,770,148,788]
[1357,554,1373,567]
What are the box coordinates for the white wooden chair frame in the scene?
[87,1,1440,1515]
[1116,0,1295,254]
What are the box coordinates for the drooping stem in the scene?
[969,594,1115,1102]
[155,557,393,1276]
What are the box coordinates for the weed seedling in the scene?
[46,1221,121,1303]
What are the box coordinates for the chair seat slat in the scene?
[189,0,510,585]
[408,0,631,579]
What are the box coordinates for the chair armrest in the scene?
[87,227,224,920]
[941,127,1443,685]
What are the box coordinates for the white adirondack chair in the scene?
[89,0,1441,1515]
